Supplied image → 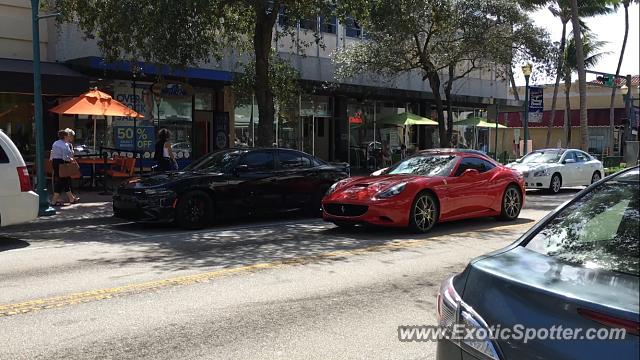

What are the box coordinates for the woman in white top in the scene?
[64,128,80,203]
[50,129,77,206]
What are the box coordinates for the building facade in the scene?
[492,80,638,159]
[1,0,516,167]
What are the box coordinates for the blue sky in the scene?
[515,3,639,86]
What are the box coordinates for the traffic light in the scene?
[596,75,614,87]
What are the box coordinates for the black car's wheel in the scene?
[591,171,601,184]
[497,185,522,221]
[409,192,439,233]
[307,189,327,217]
[175,190,213,229]
[549,173,562,194]
[332,221,356,229]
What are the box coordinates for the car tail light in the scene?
[437,276,501,360]
[17,166,31,192]
[578,308,639,336]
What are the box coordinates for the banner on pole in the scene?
[529,86,544,123]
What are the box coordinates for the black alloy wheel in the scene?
[176,190,213,229]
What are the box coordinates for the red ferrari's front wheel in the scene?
[409,192,439,233]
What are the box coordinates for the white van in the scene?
[0,130,38,227]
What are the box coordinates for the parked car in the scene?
[322,149,525,233]
[73,144,91,155]
[113,148,349,229]
[436,166,639,360]
[171,142,192,153]
[506,148,604,194]
[0,130,38,227]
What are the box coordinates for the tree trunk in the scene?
[509,68,520,101]
[564,76,572,147]
[546,21,567,148]
[253,3,279,147]
[445,65,455,145]
[608,1,629,155]
[428,72,449,147]
[570,0,589,152]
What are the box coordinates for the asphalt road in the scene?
[0,189,580,359]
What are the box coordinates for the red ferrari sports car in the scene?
[322,149,525,233]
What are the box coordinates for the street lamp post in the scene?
[620,78,638,141]
[31,0,57,216]
[521,64,533,156]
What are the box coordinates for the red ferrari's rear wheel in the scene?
[409,192,439,233]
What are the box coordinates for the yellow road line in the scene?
[0,221,532,318]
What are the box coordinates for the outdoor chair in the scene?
[105,157,136,185]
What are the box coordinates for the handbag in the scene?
[59,161,81,178]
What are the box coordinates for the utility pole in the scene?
[522,64,533,155]
[31,0,57,216]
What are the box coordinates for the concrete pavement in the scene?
[0,189,580,359]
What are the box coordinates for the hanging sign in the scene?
[529,86,544,123]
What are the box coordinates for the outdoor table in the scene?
[76,157,116,188]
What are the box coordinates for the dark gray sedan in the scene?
[437,167,639,360]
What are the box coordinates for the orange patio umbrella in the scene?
[50,89,143,151]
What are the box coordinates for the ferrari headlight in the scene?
[376,182,407,199]
[533,169,549,177]
[326,180,347,195]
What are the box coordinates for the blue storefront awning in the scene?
[68,56,233,83]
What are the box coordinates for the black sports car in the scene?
[113,148,350,228]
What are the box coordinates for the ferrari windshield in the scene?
[387,155,457,176]
[184,150,245,173]
[520,150,564,164]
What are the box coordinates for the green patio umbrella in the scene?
[454,117,507,151]
[454,117,507,128]
[380,112,438,126]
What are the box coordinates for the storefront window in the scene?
[0,93,35,160]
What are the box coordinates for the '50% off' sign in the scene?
[114,126,156,150]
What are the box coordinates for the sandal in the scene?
[69,198,80,204]
[52,202,63,207]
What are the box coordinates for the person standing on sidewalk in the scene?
[50,129,78,206]
[64,128,80,204]
[154,128,176,172]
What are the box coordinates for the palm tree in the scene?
[569,0,616,151]
[608,0,638,155]
[562,31,608,147]
[544,0,613,148]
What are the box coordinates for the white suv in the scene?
[0,130,38,227]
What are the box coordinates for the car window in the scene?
[525,173,639,275]
[240,150,275,172]
[278,150,309,170]
[0,144,9,163]
[575,152,589,162]
[302,156,313,168]
[563,151,577,163]
[387,155,457,176]
[185,150,245,173]
[520,149,564,164]
[454,157,494,176]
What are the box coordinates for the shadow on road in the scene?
[0,237,30,252]
[66,213,537,273]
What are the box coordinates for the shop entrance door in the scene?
[194,110,213,158]
[301,116,330,160]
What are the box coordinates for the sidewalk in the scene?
[36,191,114,224]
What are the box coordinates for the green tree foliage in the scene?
[49,0,368,147]
[562,30,609,147]
[334,0,552,147]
